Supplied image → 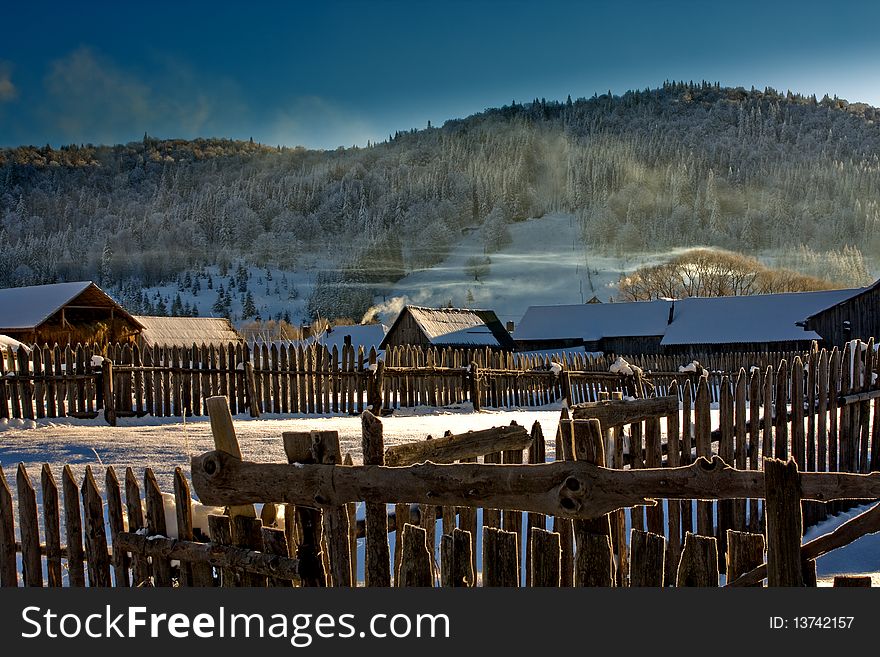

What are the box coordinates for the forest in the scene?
[1,81,878,320]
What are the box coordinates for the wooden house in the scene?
[380,305,515,350]
[513,300,671,354]
[133,316,244,349]
[515,282,880,356]
[0,281,143,345]
[659,289,863,353]
[803,279,880,346]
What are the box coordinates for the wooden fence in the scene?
[0,342,815,423]
[4,392,880,588]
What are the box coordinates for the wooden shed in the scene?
[0,281,143,345]
[133,315,244,349]
[380,305,515,350]
[804,279,880,346]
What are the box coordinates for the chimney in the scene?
[506,321,515,333]
[667,301,675,326]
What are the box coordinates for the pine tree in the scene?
[242,291,257,318]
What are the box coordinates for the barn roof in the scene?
[0,281,141,331]
[381,305,515,349]
[513,300,673,343]
[306,323,388,352]
[133,316,243,348]
[660,288,863,345]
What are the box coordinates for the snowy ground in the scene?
[2,407,877,585]
[0,407,562,493]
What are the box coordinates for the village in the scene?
[2,276,880,590]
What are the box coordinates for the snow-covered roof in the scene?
[382,305,515,349]
[513,300,673,343]
[660,288,863,345]
[134,316,243,348]
[0,281,94,330]
[429,326,500,346]
[0,334,31,353]
[310,323,388,352]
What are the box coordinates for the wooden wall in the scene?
[807,285,880,347]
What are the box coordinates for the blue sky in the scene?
[1,0,878,149]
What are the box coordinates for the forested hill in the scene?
[2,80,879,321]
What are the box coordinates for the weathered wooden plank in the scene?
[17,464,42,586]
[282,434,327,588]
[283,430,351,587]
[725,530,764,586]
[695,376,713,538]
[385,424,531,467]
[629,529,666,587]
[123,467,149,585]
[571,418,613,587]
[62,466,85,587]
[143,468,173,586]
[104,466,130,587]
[571,395,678,428]
[0,465,17,586]
[81,466,112,587]
[440,528,473,587]
[362,410,391,587]
[765,458,804,587]
[676,532,718,587]
[397,523,432,587]
[482,526,518,587]
[529,527,561,587]
[40,464,63,587]
[206,395,256,519]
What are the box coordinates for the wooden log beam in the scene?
[727,500,880,587]
[191,451,880,521]
[385,425,531,466]
[115,532,301,581]
[570,395,678,428]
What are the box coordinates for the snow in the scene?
[0,334,30,353]
[429,326,500,346]
[514,298,672,343]
[299,323,388,353]
[661,289,861,345]
[549,362,563,376]
[678,360,699,373]
[609,356,641,376]
[0,281,96,330]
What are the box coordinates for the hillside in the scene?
[2,81,879,323]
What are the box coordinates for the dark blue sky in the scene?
[1,0,878,149]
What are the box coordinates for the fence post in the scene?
[725,530,765,586]
[282,433,328,588]
[17,464,42,587]
[0,465,16,586]
[81,466,112,587]
[244,361,260,418]
[397,524,432,587]
[483,526,519,587]
[764,458,804,587]
[629,529,666,587]
[529,527,561,587]
[571,418,614,587]
[102,359,116,426]
[441,527,474,587]
[676,532,719,587]
[362,410,391,587]
[469,362,481,412]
